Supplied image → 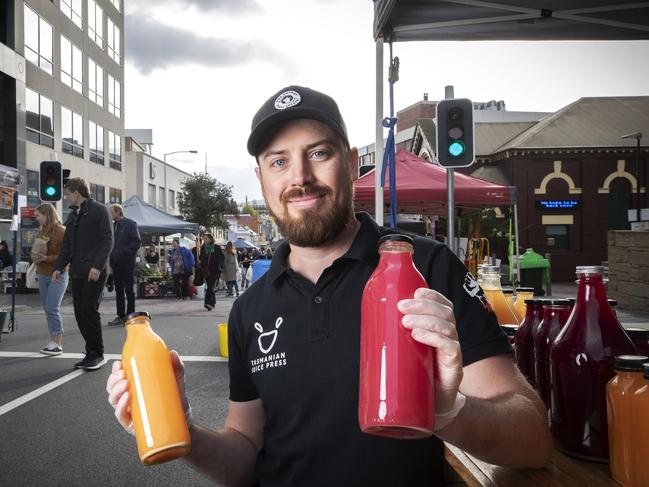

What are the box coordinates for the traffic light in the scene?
[436,98,475,168]
[39,160,62,201]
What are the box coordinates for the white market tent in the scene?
[371,0,649,280]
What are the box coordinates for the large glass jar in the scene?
[550,266,637,461]
[481,266,519,326]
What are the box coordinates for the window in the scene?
[26,88,54,148]
[110,0,121,12]
[88,58,104,106]
[24,5,53,75]
[158,187,165,208]
[148,184,156,206]
[61,107,84,158]
[60,0,82,29]
[168,189,175,209]
[108,130,121,170]
[108,75,121,117]
[545,225,569,250]
[88,0,103,48]
[89,121,104,164]
[107,17,120,64]
[109,188,122,204]
[60,35,83,93]
[90,183,105,204]
[26,170,40,207]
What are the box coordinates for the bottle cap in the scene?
[624,327,649,340]
[502,288,514,294]
[524,298,545,306]
[644,363,649,380]
[516,287,535,293]
[613,355,649,372]
[575,265,604,275]
[608,299,618,307]
[568,298,576,305]
[378,234,413,245]
[125,311,151,323]
[483,265,499,273]
[542,299,571,307]
[501,325,518,337]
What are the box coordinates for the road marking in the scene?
[0,369,86,417]
[0,351,228,362]
[0,352,228,417]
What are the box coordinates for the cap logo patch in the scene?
[274,90,301,110]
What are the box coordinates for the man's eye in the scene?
[271,159,287,167]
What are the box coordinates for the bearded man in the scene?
[108,86,551,486]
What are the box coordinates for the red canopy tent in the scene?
[354,150,517,214]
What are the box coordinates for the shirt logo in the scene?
[254,316,283,354]
[463,272,494,313]
[274,91,301,110]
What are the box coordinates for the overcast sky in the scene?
[123,0,649,203]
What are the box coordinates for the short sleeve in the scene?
[227,304,260,402]
[416,242,512,367]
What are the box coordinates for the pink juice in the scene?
[358,234,435,439]
[515,298,544,387]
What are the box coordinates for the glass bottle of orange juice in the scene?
[482,266,519,326]
[514,287,535,322]
[122,311,191,465]
[607,355,648,486]
[632,363,649,487]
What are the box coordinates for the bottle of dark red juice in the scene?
[534,299,571,412]
[550,266,637,461]
[358,234,435,438]
[515,298,544,387]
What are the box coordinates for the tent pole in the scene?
[514,203,520,286]
[375,38,384,226]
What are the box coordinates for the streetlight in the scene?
[163,150,198,213]
[620,132,643,225]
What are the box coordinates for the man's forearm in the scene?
[183,424,258,487]
[435,391,552,468]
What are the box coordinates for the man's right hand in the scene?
[106,350,190,434]
[52,270,61,283]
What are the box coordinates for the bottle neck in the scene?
[482,272,502,290]
[575,273,607,307]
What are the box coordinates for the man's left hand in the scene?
[398,288,463,415]
[88,267,101,282]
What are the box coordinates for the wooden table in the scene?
[444,443,618,486]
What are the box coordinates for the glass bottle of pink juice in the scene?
[358,234,435,438]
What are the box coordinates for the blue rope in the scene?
[380,117,397,228]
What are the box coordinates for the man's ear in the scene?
[255,165,261,182]
[347,147,359,182]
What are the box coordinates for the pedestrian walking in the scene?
[200,233,224,310]
[171,238,194,300]
[53,177,113,370]
[239,248,252,290]
[32,204,67,355]
[107,204,141,326]
[223,241,239,297]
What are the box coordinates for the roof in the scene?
[123,195,199,234]
[496,96,649,151]
[414,119,534,157]
[374,1,649,41]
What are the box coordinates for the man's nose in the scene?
[290,157,315,187]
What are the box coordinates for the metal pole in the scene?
[636,136,641,223]
[10,189,18,334]
[163,154,168,214]
[445,85,455,254]
[205,153,208,175]
[514,203,521,286]
[375,38,384,226]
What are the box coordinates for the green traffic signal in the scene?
[45,186,57,197]
[448,141,465,157]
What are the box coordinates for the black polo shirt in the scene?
[228,212,511,487]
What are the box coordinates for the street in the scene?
[0,291,234,487]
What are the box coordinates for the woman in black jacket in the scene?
[0,240,12,269]
[200,234,224,311]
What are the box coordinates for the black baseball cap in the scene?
[247,85,349,156]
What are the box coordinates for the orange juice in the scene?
[514,287,534,322]
[482,267,519,326]
[606,355,648,486]
[122,311,191,465]
[632,364,649,487]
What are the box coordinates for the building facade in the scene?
[0,0,124,245]
[124,135,192,217]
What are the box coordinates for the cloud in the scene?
[125,15,275,74]
[129,0,259,13]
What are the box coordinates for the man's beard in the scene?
[267,179,354,248]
